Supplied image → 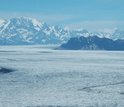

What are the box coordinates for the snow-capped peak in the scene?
[0,20,10,34]
[98,28,116,35]
[28,17,43,28]
[74,29,89,33]
[74,29,85,31]
[0,19,5,27]
[42,22,48,27]
[64,26,70,31]
[114,28,124,32]
[0,19,5,24]
[19,17,42,27]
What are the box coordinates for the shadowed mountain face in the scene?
[57,36,124,50]
[0,67,14,74]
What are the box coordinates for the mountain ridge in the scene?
[57,36,124,50]
[0,17,124,45]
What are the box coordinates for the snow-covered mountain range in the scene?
[0,17,124,45]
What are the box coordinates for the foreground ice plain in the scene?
[0,45,124,107]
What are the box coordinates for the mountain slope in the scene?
[57,36,124,50]
[0,17,72,45]
[0,17,42,45]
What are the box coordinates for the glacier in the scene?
[0,45,124,107]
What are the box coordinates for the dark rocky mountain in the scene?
[57,36,124,50]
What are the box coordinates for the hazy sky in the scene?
[0,0,124,31]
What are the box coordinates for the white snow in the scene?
[49,26,61,37]
[60,33,68,40]
[6,37,10,40]
[105,34,111,38]
[98,28,117,35]
[10,26,15,30]
[55,31,60,37]
[28,37,32,40]
[74,29,85,31]
[120,29,124,32]
[43,29,51,35]
[59,29,62,32]
[96,33,104,38]
[16,28,28,33]
[17,20,21,25]
[50,26,55,30]
[6,34,17,39]
[42,39,46,43]
[0,45,124,107]
[26,37,33,43]
[76,33,89,37]
[10,34,17,37]
[0,19,5,28]
[0,19,5,24]
[35,27,41,31]
[64,26,70,31]
[16,28,34,37]
[36,37,39,39]
[0,21,10,34]
[22,34,27,39]
[30,18,43,27]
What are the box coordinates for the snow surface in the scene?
[55,31,60,37]
[50,26,55,31]
[74,29,85,31]
[0,19,5,28]
[105,34,111,38]
[17,28,28,34]
[60,33,69,40]
[6,33,18,40]
[0,45,124,107]
[42,39,46,43]
[98,28,115,35]
[36,37,39,39]
[76,33,89,37]
[96,33,104,38]
[64,26,70,31]
[35,27,41,31]
[21,17,42,28]
[43,29,51,35]
[26,37,33,43]
[50,26,61,37]
[22,17,43,31]
[0,21,10,34]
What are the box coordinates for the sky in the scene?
[0,0,124,32]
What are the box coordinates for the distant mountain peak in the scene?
[63,26,70,31]
[29,18,43,27]
[42,22,48,27]
[74,28,87,31]
[0,19,5,24]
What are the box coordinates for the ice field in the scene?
[0,45,124,107]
